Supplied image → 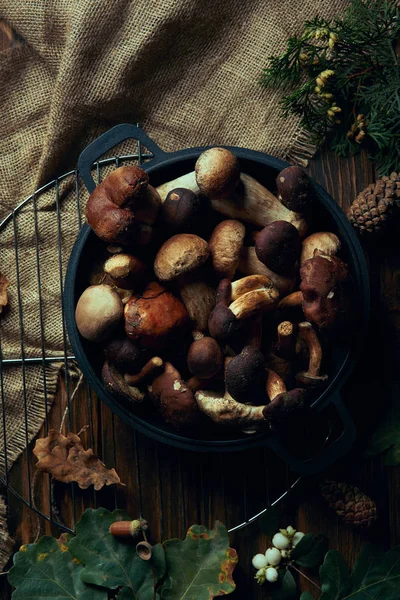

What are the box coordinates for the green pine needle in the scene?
[259,0,400,176]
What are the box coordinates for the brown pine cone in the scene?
[347,172,400,235]
[320,480,377,528]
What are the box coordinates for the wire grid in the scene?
[0,136,312,537]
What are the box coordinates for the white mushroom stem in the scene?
[301,232,341,265]
[278,290,303,309]
[124,357,163,385]
[265,368,286,401]
[238,247,295,297]
[195,390,267,425]
[156,172,307,236]
[229,287,279,320]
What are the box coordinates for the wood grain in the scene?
[1,17,400,600]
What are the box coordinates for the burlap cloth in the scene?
[0,0,349,552]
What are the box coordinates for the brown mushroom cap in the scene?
[195,148,240,198]
[161,188,204,233]
[276,166,311,213]
[225,345,267,404]
[103,337,145,374]
[124,281,189,349]
[75,284,123,342]
[262,389,306,431]
[187,337,223,379]
[300,232,341,265]
[255,221,300,275]
[154,234,210,282]
[209,220,246,279]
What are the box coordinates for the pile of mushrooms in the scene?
[75,152,351,434]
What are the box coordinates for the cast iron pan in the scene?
[64,123,370,475]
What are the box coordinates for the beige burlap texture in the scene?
[0,0,349,507]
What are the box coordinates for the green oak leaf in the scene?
[292,533,328,569]
[348,545,400,599]
[68,508,166,599]
[300,593,314,600]
[367,384,400,465]
[160,521,238,599]
[8,536,106,600]
[319,550,350,600]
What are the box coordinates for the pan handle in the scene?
[78,124,167,193]
[267,394,356,475]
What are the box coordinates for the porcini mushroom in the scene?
[301,232,341,265]
[208,279,241,342]
[160,188,205,234]
[154,234,210,282]
[263,368,307,431]
[149,362,200,430]
[238,247,295,297]
[104,253,147,289]
[255,221,300,275]
[124,282,189,350]
[102,360,145,403]
[86,166,160,244]
[300,253,350,329]
[75,284,123,342]
[231,274,274,301]
[295,322,328,388]
[178,279,216,332]
[195,148,240,198]
[209,220,246,278]
[103,336,144,374]
[276,166,311,213]
[187,336,223,379]
[225,345,267,404]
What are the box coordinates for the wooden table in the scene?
[1,18,399,600]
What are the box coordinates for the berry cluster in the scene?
[252,526,305,585]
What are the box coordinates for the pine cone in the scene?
[347,172,400,235]
[320,480,377,528]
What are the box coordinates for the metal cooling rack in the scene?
[0,132,337,539]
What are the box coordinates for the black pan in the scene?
[64,124,369,475]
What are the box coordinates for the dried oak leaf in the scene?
[0,274,10,314]
[33,429,123,491]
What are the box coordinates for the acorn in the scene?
[109,518,148,537]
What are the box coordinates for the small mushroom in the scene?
[300,253,350,329]
[195,390,267,427]
[225,345,267,404]
[154,234,210,282]
[102,360,145,403]
[103,337,144,374]
[75,284,123,342]
[276,166,311,213]
[301,232,341,265]
[238,246,295,297]
[124,357,163,385]
[231,274,274,301]
[103,253,147,289]
[295,322,328,387]
[187,336,223,379]
[195,147,240,198]
[160,188,205,234]
[255,221,300,275]
[149,362,200,430]
[208,279,241,342]
[209,220,246,278]
[178,279,216,332]
[124,282,189,350]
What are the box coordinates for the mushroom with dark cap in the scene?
[187,336,223,379]
[276,165,311,213]
[295,322,328,388]
[300,253,350,329]
[160,188,205,234]
[255,221,300,275]
[263,368,307,432]
[149,362,200,430]
[208,279,241,342]
[238,246,296,297]
[103,336,145,374]
[225,345,267,404]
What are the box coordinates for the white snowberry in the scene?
[280,550,288,558]
[292,531,305,547]
[272,532,290,550]
[266,567,279,582]
[265,547,282,566]
[252,553,268,569]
